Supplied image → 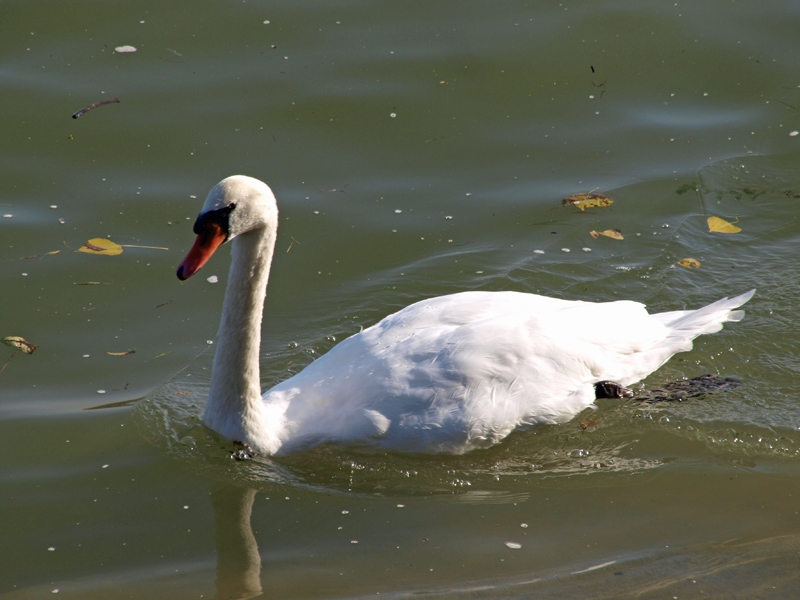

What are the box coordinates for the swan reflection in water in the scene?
[211,485,262,600]
[206,480,800,599]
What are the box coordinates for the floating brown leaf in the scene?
[589,229,624,240]
[77,238,123,256]
[677,258,701,269]
[563,193,613,212]
[707,216,741,234]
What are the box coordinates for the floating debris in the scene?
[707,216,742,234]
[590,229,623,240]
[19,250,60,260]
[77,238,168,255]
[72,97,120,119]
[77,238,123,256]
[0,335,36,373]
[563,192,613,212]
[677,258,701,269]
[2,336,37,354]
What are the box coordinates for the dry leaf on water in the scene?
[563,193,613,212]
[77,238,124,256]
[1,336,37,375]
[20,250,60,260]
[707,216,741,234]
[2,336,37,354]
[77,239,169,256]
[589,229,624,240]
[677,258,701,269]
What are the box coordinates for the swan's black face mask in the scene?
[177,203,238,281]
[193,203,236,242]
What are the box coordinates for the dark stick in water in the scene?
[72,97,120,119]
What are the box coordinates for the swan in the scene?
[177,175,754,456]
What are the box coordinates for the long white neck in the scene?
[203,224,281,454]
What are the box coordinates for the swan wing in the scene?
[264,291,674,454]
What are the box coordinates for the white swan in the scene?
[177,175,754,456]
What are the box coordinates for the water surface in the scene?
[3,1,800,597]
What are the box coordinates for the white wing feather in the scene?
[262,290,753,455]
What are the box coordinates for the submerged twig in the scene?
[72,97,120,119]
[0,349,18,375]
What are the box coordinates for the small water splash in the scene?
[133,376,305,489]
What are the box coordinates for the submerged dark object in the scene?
[633,374,741,403]
[595,374,740,402]
[594,381,634,399]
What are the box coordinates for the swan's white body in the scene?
[178,175,754,456]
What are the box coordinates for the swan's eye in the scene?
[193,203,236,238]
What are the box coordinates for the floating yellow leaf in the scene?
[707,216,741,234]
[589,229,624,240]
[2,336,37,354]
[563,193,614,212]
[77,238,123,256]
[107,350,136,356]
[677,258,701,269]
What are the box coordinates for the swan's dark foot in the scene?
[633,374,741,403]
[230,441,256,461]
[594,381,634,399]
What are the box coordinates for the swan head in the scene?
[177,175,278,280]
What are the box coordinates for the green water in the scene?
[3,1,800,597]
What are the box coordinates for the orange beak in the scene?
[176,222,227,281]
